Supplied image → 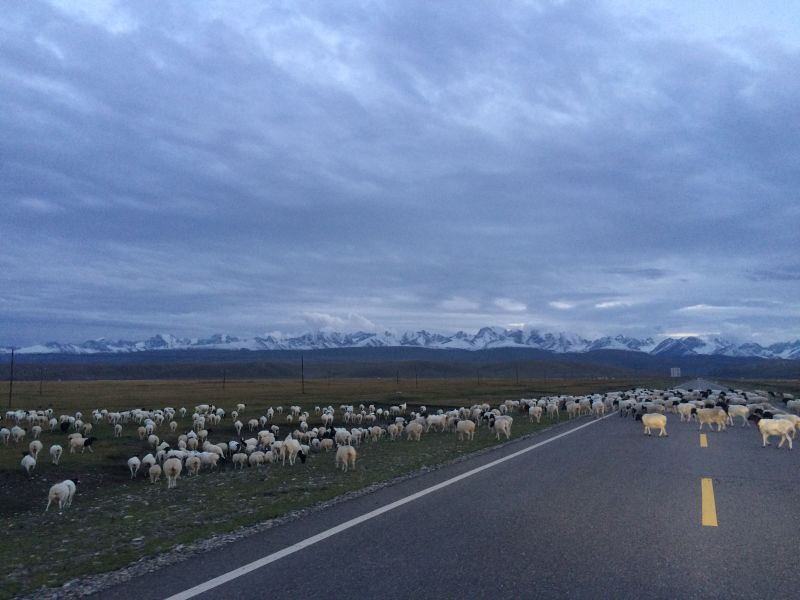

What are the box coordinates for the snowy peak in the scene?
[1,330,798,359]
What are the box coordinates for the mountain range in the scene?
[3,328,799,360]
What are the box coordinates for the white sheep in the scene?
[148,463,162,483]
[677,403,694,422]
[45,480,76,512]
[405,421,424,441]
[727,405,750,427]
[50,444,63,465]
[641,413,668,437]
[0,427,10,445]
[528,406,543,423]
[21,453,36,476]
[29,440,43,460]
[163,457,182,488]
[696,408,727,432]
[185,455,202,475]
[232,453,248,469]
[489,416,512,440]
[335,445,357,472]
[456,419,476,441]
[758,419,795,450]
[128,457,141,478]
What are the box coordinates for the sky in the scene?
[2,0,800,346]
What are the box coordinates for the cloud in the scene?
[549,301,575,310]
[440,296,480,311]
[594,300,630,309]
[494,298,527,312]
[301,312,379,333]
[1,1,800,345]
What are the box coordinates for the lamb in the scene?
[128,456,141,478]
[641,413,668,437]
[148,463,162,483]
[114,424,123,437]
[335,445,357,472]
[755,417,795,450]
[50,444,63,465]
[21,452,36,476]
[528,406,543,423]
[163,457,182,488]
[29,440,43,460]
[455,419,476,441]
[45,480,77,512]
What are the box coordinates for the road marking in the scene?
[700,434,708,448]
[164,412,617,600]
[701,478,718,527]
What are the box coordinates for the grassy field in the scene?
[0,375,744,598]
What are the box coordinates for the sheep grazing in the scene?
[148,463,162,483]
[21,452,37,476]
[128,456,141,478]
[456,419,476,441]
[754,417,795,450]
[69,436,97,454]
[405,421,424,441]
[50,444,63,465]
[489,416,512,440]
[163,457,182,488]
[282,436,306,466]
[641,414,668,437]
[232,453,248,469]
[185,455,202,475]
[45,480,76,512]
[29,440,43,460]
[335,445,357,472]
[528,406,543,423]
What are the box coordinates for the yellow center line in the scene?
[701,478,718,527]
[700,433,708,448]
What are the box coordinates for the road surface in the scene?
[677,377,729,391]
[94,404,800,600]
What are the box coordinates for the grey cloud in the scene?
[2,0,799,345]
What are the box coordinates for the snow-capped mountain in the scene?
[1,330,799,359]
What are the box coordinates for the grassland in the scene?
[0,375,722,597]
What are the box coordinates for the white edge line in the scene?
[165,411,616,600]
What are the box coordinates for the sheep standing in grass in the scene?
[489,416,512,440]
[46,480,76,512]
[641,414,668,437]
[50,444,63,465]
[0,428,9,445]
[405,422,423,441]
[69,436,97,454]
[528,406,543,423]
[29,440,43,460]
[232,453,248,469]
[149,463,162,483]
[185,455,202,475]
[21,453,36,476]
[11,426,26,444]
[163,457,182,488]
[456,419,476,441]
[128,457,141,479]
[335,445,357,472]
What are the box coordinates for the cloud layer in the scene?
[2,1,799,345]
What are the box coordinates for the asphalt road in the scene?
[92,403,800,600]
[677,377,729,391]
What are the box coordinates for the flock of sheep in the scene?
[617,387,799,448]
[2,386,796,513]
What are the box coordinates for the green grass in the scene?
[0,375,710,598]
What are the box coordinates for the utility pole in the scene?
[7,348,14,409]
[477,367,481,386]
[414,367,418,389]
[39,367,45,396]
[300,353,305,394]
[515,366,519,385]
[222,368,226,390]
[396,370,399,385]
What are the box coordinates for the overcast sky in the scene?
[2,0,799,346]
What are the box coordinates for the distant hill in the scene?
[3,327,800,360]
